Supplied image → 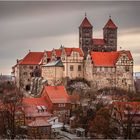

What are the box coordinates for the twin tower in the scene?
[79,15,117,55]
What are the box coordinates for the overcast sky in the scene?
[0,1,140,75]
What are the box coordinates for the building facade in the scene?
[84,51,134,91]
[12,15,134,93]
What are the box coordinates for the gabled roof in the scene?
[54,49,62,57]
[104,18,117,29]
[19,52,44,65]
[119,50,133,60]
[43,86,70,103]
[90,51,120,67]
[43,59,63,67]
[93,38,105,46]
[64,48,84,57]
[46,51,52,58]
[79,17,93,28]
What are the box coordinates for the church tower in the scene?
[103,17,117,51]
[79,14,93,55]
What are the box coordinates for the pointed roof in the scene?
[54,49,62,57]
[79,17,93,28]
[104,18,117,29]
[43,86,70,103]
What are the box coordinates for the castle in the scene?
[12,15,134,94]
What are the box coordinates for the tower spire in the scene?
[109,14,111,19]
[85,12,87,17]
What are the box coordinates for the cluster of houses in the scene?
[0,84,140,139]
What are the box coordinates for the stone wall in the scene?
[42,66,63,85]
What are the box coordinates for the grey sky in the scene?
[0,1,140,74]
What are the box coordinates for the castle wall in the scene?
[17,65,41,91]
[84,52,134,91]
[42,66,63,85]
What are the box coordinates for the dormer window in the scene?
[37,106,47,112]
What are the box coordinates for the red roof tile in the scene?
[19,52,44,65]
[64,48,84,57]
[90,51,120,67]
[55,49,62,57]
[23,97,47,107]
[79,17,93,28]
[104,19,117,29]
[93,38,105,46]
[43,86,70,103]
[23,97,52,117]
[46,51,52,58]
[90,51,133,67]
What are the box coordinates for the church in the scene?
[11,15,134,94]
[79,15,117,55]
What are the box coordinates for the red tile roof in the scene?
[64,48,84,57]
[43,86,70,103]
[104,19,117,29]
[90,51,120,67]
[46,51,52,58]
[23,97,52,117]
[55,49,62,57]
[19,52,44,65]
[79,17,93,28]
[93,39,105,46]
[23,97,47,107]
[90,51,133,67]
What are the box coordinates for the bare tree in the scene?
[1,82,23,139]
[111,102,140,139]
